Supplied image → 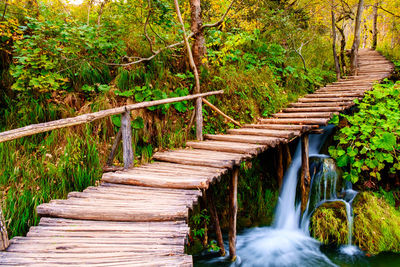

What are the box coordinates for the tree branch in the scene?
[144,0,155,54]
[2,0,8,20]
[202,0,237,29]
[378,6,400,19]
[173,0,200,93]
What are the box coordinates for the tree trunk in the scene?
[173,0,203,141]
[337,25,347,74]
[190,0,207,68]
[331,10,341,80]
[372,2,379,49]
[350,0,365,75]
[97,0,109,26]
[87,0,93,26]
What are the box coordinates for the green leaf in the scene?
[132,117,144,130]
[376,133,396,151]
[111,115,121,128]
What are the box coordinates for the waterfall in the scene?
[228,125,362,266]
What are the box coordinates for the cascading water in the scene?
[198,125,363,267]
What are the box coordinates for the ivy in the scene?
[329,81,400,183]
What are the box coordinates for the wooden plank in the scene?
[298,97,358,102]
[37,203,188,222]
[227,128,298,139]
[242,124,316,132]
[101,172,210,189]
[204,134,285,146]
[289,101,354,108]
[186,141,266,155]
[258,118,330,125]
[272,112,335,118]
[307,92,364,97]
[38,218,188,228]
[282,107,344,113]
[153,152,237,168]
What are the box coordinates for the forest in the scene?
[0,0,400,266]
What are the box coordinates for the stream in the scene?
[195,125,400,267]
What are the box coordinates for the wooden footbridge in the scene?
[0,49,394,266]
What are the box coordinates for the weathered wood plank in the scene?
[272,112,335,119]
[186,140,266,154]
[227,128,298,139]
[258,118,330,125]
[242,124,316,132]
[37,203,188,222]
[282,107,344,113]
[204,134,285,146]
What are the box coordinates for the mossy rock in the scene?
[353,192,400,255]
[310,201,349,245]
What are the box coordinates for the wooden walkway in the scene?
[0,49,394,266]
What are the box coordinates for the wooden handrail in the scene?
[0,90,224,143]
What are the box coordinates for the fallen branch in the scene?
[202,98,241,127]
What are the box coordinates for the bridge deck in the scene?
[0,49,394,266]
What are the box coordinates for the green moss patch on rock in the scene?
[310,201,349,245]
[353,192,400,255]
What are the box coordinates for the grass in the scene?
[310,201,349,245]
[353,192,400,255]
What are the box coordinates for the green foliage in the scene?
[10,15,124,93]
[310,202,349,245]
[353,192,400,254]
[190,209,210,239]
[329,81,400,183]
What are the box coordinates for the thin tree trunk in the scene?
[2,0,8,20]
[362,19,368,48]
[87,0,93,26]
[97,0,109,26]
[372,2,379,49]
[337,24,347,74]
[331,9,341,80]
[173,0,203,141]
[350,0,365,75]
[190,0,207,68]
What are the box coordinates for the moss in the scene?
[353,192,400,255]
[310,201,349,245]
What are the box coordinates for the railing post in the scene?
[121,109,134,169]
[229,166,239,261]
[196,97,203,141]
[301,133,310,214]
[1,209,9,251]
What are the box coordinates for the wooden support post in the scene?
[196,97,203,141]
[229,166,239,261]
[300,133,310,214]
[121,110,134,169]
[106,128,122,166]
[276,145,284,188]
[0,209,9,251]
[283,144,292,170]
[206,188,225,256]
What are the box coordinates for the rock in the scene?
[310,201,349,245]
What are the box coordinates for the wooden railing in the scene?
[0,90,224,169]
